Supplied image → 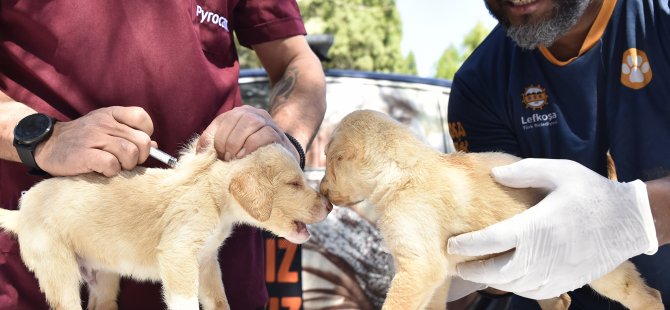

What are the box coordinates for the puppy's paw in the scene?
[536,293,571,310]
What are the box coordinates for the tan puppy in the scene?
[0,138,332,310]
[319,110,663,310]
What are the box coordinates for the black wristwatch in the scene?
[13,113,56,175]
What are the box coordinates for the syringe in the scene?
[149,147,178,168]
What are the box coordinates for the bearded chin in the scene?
[505,21,566,49]
[492,0,591,50]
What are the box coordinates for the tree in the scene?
[434,45,461,81]
[404,51,417,75]
[237,0,415,74]
[236,37,262,69]
[462,21,490,55]
[434,21,491,80]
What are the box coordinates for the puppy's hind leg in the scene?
[86,270,120,310]
[536,294,571,310]
[588,261,663,310]
[198,257,229,310]
[19,231,83,310]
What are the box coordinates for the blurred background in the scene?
[239,0,497,80]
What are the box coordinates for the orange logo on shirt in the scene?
[621,48,652,90]
[448,121,468,152]
[522,85,548,110]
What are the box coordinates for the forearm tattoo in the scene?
[269,66,298,112]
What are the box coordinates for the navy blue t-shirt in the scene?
[448,0,670,308]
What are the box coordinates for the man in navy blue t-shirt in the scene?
[447,0,670,309]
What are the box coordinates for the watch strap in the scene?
[14,144,49,176]
[15,144,38,169]
[285,133,305,170]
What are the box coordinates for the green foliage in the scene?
[462,22,490,55]
[236,37,262,69]
[434,21,491,80]
[404,51,417,75]
[300,0,414,73]
[237,0,416,74]
[435,45,461,81]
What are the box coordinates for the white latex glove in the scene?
[447,158,658,300]
[447,276,487,302]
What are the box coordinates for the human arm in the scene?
[0,91,155,177]
[0,92,37,163]
[447,158,662,299]
[255,35,326,150]
[198,35,325,163]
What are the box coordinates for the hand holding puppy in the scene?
[198,105,300,164]
[448,158,658,299]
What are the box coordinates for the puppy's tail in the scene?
[0,208,19,234]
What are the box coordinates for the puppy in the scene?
[319,110,663,310]
[0,138,332,310]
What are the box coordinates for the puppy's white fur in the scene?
[0,138,331,310]
[320,110,663,310]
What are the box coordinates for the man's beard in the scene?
[486,0,591,49]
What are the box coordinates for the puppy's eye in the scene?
[288,181,302,188]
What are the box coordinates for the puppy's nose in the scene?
[326,201,333,212]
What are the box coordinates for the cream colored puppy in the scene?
[0,138,332,310]
[319,110,662,310]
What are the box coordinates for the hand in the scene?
[34,106,155,177]
[447,158,658,299]
[198,105,299,162]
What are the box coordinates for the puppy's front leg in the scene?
[157,248,201,310]
[383,251,449,310]
[380,217,448,309]
[198,257,230,310]
[426,278,451,310]
[157,223,211,310]
[87,270,121,310]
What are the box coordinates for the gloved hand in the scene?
[447,158,658,300]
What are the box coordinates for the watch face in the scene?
[14,113,54,145]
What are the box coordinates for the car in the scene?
[239,68,454,310]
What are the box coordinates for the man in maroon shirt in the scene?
[0,1,326,309]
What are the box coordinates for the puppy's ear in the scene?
[229,168,273,222]
[330,141,358,162]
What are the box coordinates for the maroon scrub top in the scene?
[0,0,306,309]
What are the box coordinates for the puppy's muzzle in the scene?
[317,194,333,220]
[323,195,333,213]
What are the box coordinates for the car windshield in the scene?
[240,69,454,170]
